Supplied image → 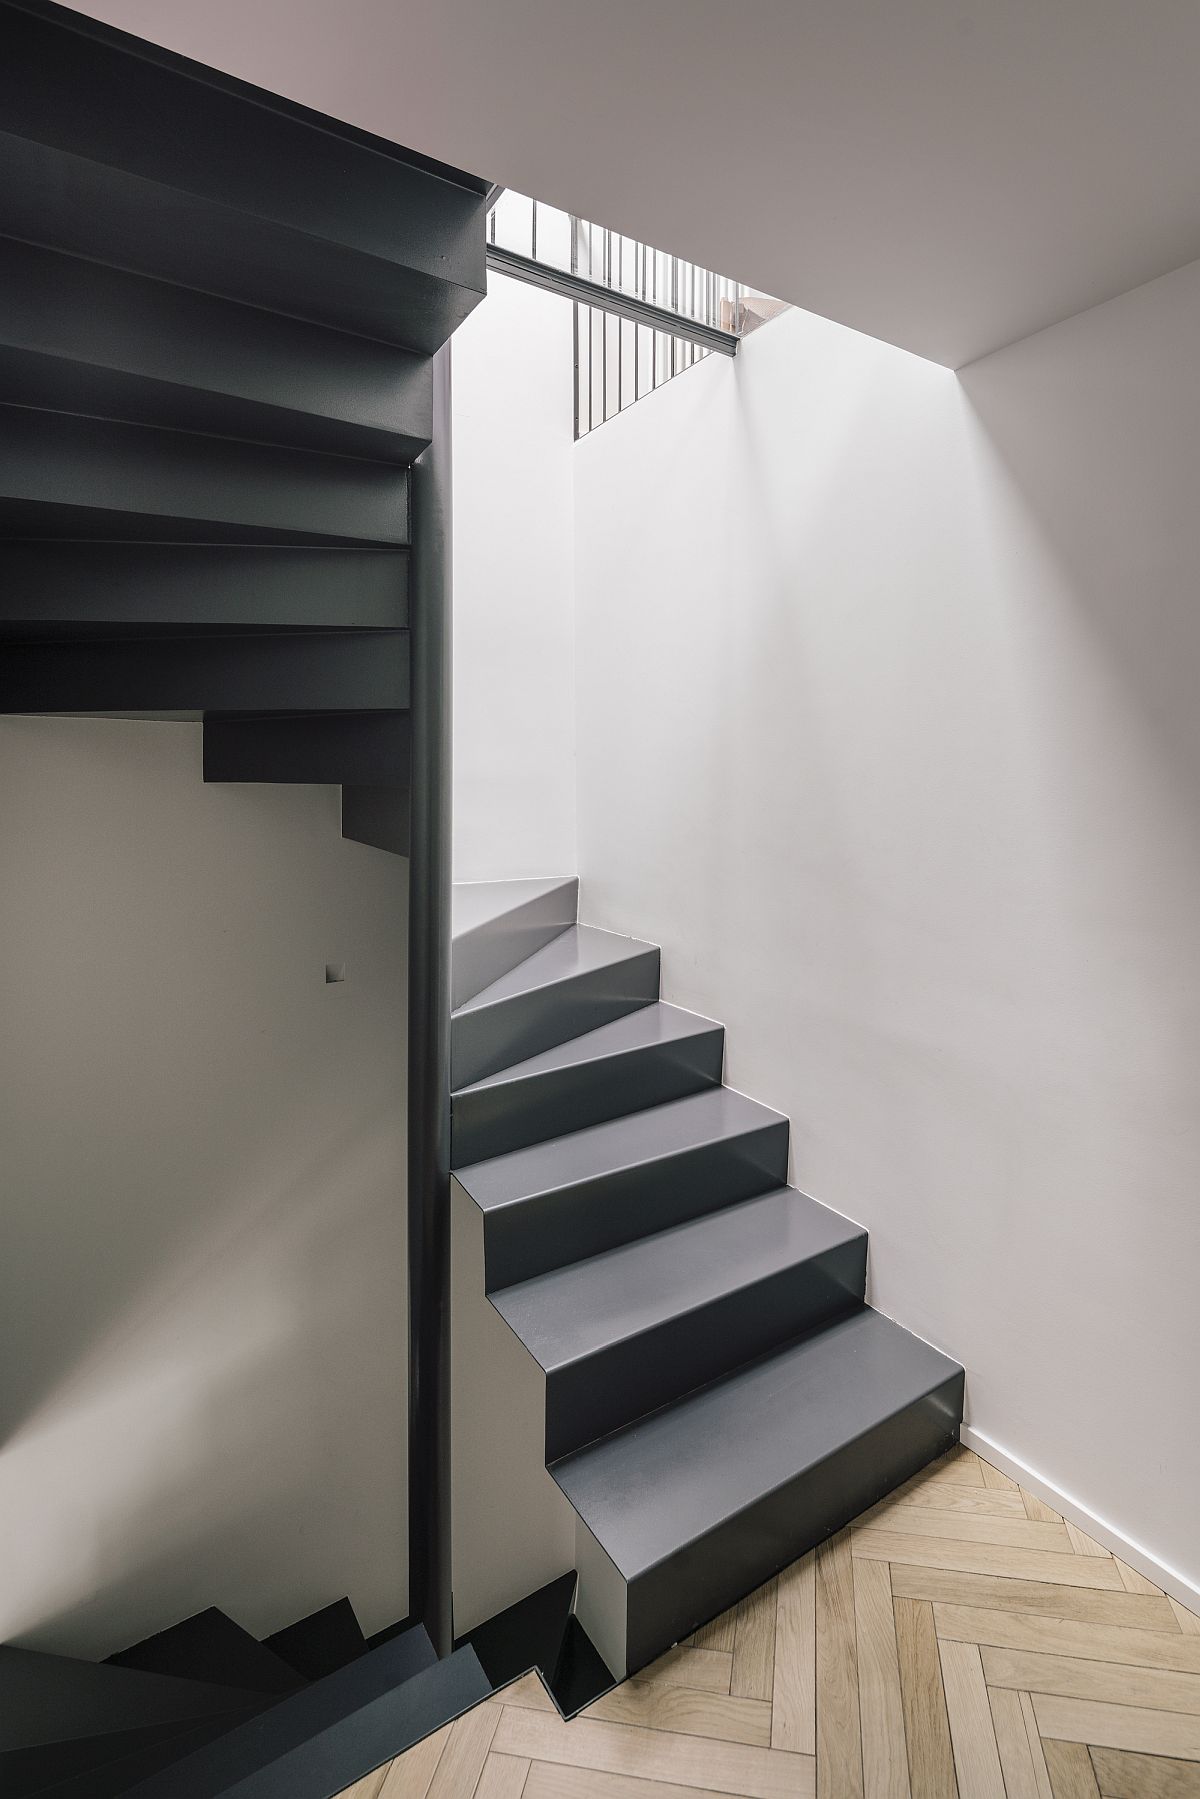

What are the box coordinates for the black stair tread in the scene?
[263,1599,368,1682]
[455,1086,788,1213]
[22,1711,260,1799]
[453,1002,722,1098]
[552,1307,964,1581]
[108,1607,304,1696]
[0,1717,224,1799]
[492,1186,866,1375]
[0,1645,258,1752]
[452,878,577,943]
[107,1637,489,1799]
[451,877,578,1009]
[452,924,656,1021]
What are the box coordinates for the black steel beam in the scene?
[406,345,454,1658]
[486,246,740,356]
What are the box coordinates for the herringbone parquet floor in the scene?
[342,1446,1200,1798]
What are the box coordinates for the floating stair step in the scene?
[455,1086,790,1290]
[451,925,659,1090]
[0,6,487,355]
[205,714,410,787]
[0,238,434,463]
[451,877,578,1009]
[553,1306,964,1674]
[0,545,408,633]
[263,1599,368,1683]
[341,784,411,857]
[451,1001,725,1166]
[103,1630,490,1799]
[107,1607,304,1697]
[0,1716,233,1799]
[494,1187,867,1460]
[20,1711,260,1799]
[0,1645,257,1751]
[0,631,409,718]
[0,408,410,548]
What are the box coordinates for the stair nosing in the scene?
[452,1003,724,1098]
[492,1187,867,1375]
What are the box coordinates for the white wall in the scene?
[452,271,577,882]
[0,718,409,1657]
[572,260,1200,1595]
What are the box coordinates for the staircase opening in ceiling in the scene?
[486,188,788,437]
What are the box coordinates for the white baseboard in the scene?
[959,1424,1200,1620]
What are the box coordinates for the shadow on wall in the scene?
[0,717,410,1658]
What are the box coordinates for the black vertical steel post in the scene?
[407,342,454,1660]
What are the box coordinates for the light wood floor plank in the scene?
[856,1531,1125,1590]
[983,1646,1200,1717]
[978,1460,1019,1492]
[988,1684,1043,1799]
[935,1605,1200,1675]
[340,1774,388,1799]
[1090,1744,1200,1797]
[523,1763,743,1799]
[854,1508,1072,1552]
[912,1449,988,1489]
[772,1551,816,1753]
[866,1485,1028,1520]
[1174,1602,1200,1636]
[1066,1523,1110,1559]
[1033,1696,1200,1762]
[582,1679,771,1746]
[1115,1558,1163,1595]
[493,1705,816,1799]
[426,1704,500,1798]
[376,1722,454,1798]
[732,1575,778,1702]
[853,1556,910,1798]
[1023,1493,1065,1525]
[817,1530,864,1799]
[937,1639,1005,1799]
[475,1755,531,1799]
[1019,1691,1054,1799]
[494,1673,556,1713]
[894,1598,958,1799]
[691,1602,739,1653]
[892,1567,1179,1630]
[1042,1739,1101,1799]
[638,1645,734,1695]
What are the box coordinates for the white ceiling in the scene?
[78,0,1200,366]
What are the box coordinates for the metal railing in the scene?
[486,191,785,438]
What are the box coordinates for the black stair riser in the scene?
[0,1644,254,1751]
[0,632,410,716]
[452,948,661,1089]
[479,1117,791,1290]
[451,1022,725,1167]
[263,1599,368,1683]
[0,1717,225,1799]
[0,240,433,462]
[0,408,410,547]
[25,1712,260,1799]
[204,714,410,787]
[542,1243,868,1462]
[107,1607,302,1697]
[452,880,578,1010]
[0,9,486,353]
[110,1646,488,1799]
[341,785,411,857]
[621,1375,964,1674]
[0,545,408,632]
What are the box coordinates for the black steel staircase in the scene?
[451,880,965,1679]
[1,0,485,1786]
